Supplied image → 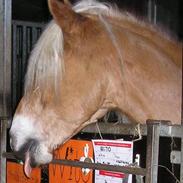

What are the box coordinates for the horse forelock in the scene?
[24,20,64,97]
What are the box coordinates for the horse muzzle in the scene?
[12,138,39,167]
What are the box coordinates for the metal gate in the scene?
[12,20,44,111]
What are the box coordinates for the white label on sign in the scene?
[92,140,133,183]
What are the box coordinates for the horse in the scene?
[9,0,182,177]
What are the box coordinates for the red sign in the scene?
[7,162,41,183]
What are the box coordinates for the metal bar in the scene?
[0,119,8,183]
[82,122,183,138]
[180,137,183,183]
[0,1,12,182]
[12,24,18,111]
[1,118,182,138]
[3,152,146,176]
[147,0,153,22]
[16,26,22,103]
[145,120,160,183]
[181,43,183,125]
[52,160,146,176]
[12,20,45,29]
[153,2,157,24]
[0,0,12,117]
[147,0,157,24]
[22,26,27,79]
[181,43,183,183]
[32,27,39,46]
[27,27,32,57]
[176,33,183,179]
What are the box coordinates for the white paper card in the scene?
[92,139,133,183]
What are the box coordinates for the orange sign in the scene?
[7,162,41,183]
[49,139,93,183]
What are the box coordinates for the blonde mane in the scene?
[24,0,179,97]
[24,20,64,96]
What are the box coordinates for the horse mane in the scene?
[24,20,64,96]
[24,0,180,97]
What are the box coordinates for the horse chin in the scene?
[32,143,53,166]
[24,149,52,178]
[23,143,53,178]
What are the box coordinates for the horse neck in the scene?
[108,15,182,68]
[102,15,182,124]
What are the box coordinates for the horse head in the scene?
[9,0,114,177]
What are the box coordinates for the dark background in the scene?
[12,0,183,40]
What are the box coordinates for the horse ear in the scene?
[48,0,86,33]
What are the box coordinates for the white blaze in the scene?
[9,115,39,151]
